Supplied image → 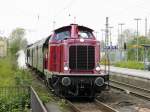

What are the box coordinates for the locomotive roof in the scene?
[27,25,94,49]
[54,24,94,32]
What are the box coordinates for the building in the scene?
[0,37,7,57]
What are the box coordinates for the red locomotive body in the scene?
[26,24,109,98]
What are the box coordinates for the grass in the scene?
[0,56,31,112]
[31,73,70,112]
[114,61,144,70]
[0,57,32,86]
[0,57,16,86]
[0,56,69,111]
[31,76,52,103]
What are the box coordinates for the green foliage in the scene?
[0,87,30,112]
[0,57,16,86]
[100,55,110,65]
[114,61,144,70]
[14,70,32,86]
[127,36,150,61]
[9,28,27,56]
[0,57,32,86]
[32,79,52,103]
[0,56,31,111]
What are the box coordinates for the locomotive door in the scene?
[49,45,61,72]
[56,46,61,72]
[49,46,57,71]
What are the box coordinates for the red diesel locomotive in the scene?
[26,24,109,98]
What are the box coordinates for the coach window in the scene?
[27,50,30,57]
[55,31,70,41]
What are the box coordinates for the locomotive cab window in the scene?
[78,31,93,38]
[54,31,70,41]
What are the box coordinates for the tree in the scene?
[118,29,134,49]
[123,29,135,41]
[9,28,27,56]
[127,36,150,61]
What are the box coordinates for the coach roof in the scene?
[28,35,51,48]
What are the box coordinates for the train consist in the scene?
[26,24,109,98]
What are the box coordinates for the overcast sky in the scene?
[0,0,150,44]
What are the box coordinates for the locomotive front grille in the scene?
[69,46,95,70]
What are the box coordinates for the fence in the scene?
[30,87,47,112]
[0,86,30,112]
[0,86,48,112]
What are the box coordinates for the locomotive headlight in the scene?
[96,66,100,71]
[95,77,104,86]
[95,63,100,71]
[62,77,71,86]
[80,38,84,42]
[64,66,69,71]
[64,63,69,71]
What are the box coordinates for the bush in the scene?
[14,70,32,86]
[100,56,110,65]
[114,61,144,70]
[0,88,30,112]
[0,57,31,111]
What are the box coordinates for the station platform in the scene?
[101,65,150,90]
[104,66,150,80]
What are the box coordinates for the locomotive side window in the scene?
[78,31,93,38]
[55,31,70,41]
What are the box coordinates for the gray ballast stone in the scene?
[45,102,62,112]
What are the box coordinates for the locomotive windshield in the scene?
[78,30,93,38]
[55,31,70,41]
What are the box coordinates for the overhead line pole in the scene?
[105,17,110,89]
[145,18,147,37]
[105,17,109,48]
[134,18,141,61]
[118,23,125,48]
[118,23,125,60]
[101,29,105,51]
[108,26,113,47]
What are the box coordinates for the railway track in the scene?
[30,69,118,112]
[67,99,118,112]
[110,79,150,100]
[30,69,150,112]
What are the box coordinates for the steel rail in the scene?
[66,100,82,112]
[66,99,118,112]
[30,69,118,112]
[95,99,119,112]
[110,79,150,100]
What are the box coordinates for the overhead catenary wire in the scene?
[52,0,77,29]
